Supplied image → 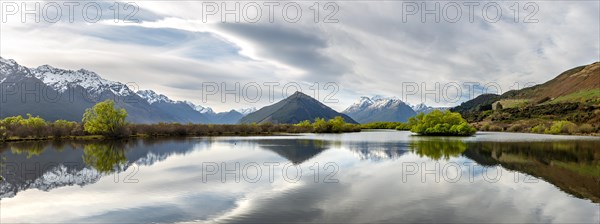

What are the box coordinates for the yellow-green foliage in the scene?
[359,121,412,130]
[545,121,577,135]
[295,116,361,133]
[82,100,128,137]
[410,139,467,160]
[530,124,547,133]
[295,120,312,128]
[409,110,477,136]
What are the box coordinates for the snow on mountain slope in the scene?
[32,64,134,96]
[343,96,416,123]
[137,89,175,104]
[0,56,31,81]
[344,97,374,114]
[236,107,257,115]
[411,103,449,114]
[184,101,215,114]
[343,96,408,113]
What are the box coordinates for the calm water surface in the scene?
[1,131,599,223]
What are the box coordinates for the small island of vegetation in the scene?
[359,110,477,136]
[407,110,477,136]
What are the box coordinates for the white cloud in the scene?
[1,1,598,111]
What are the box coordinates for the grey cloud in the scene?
[218,23,351,80]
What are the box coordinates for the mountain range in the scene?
[1,57,446,124]
[342,96,448,123]
[0,57,253,124]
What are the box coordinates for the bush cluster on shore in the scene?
[360,122,411,130]
[0,101,362,142]
[0,114,325,141]
[294,116,361,133]
[476,120,598,135]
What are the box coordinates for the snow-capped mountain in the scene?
[343,96,416,123]
[236,107,257,115]
[137,90,175,104]
[344,97,374,114]
[33,65,135,96]
[411,103,449,114]
[0,57,216,123]
[0,57,30,80]
[184,101,215,114]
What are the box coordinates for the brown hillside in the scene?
[503,62,599,101]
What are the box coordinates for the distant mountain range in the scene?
[0,57,253,124]
[342,96,447,123]
[0,57,456,125]
[343,96,415,123]
[240,91,358,124]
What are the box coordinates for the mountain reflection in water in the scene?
[1,132,598,223]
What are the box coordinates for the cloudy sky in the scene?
[1,1,598,111]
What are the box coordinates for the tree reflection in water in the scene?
[409,139,467,160]
[83,142,127,173]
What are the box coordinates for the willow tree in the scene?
[82,100,128,137]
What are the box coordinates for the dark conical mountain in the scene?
[239,91,357,124]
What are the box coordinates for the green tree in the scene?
[82,100,128,137]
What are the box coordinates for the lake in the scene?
[1,131,599,223]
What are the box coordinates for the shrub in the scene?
[530,124,546,134]
[295,120,312,128]
[409,110,477,136]
[577,124,594,134]
[312,118,328,133]
[545,121,577,135]
[0,126,7,141]
[507,124,525,132]
[328,116,346,133]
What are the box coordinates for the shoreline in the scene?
[4,128,599,145]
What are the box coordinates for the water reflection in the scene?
[1,132,599,223]
[83,142,128,173]
[0,139,201,199]
[464,141,600,203]
[257,139,329,164]
[409,139,467,160]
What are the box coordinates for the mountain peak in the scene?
[289,91,311,98]
[344,95,415,123]
[183,101,214,114]
[137,90,174,104]
[236,107,257,115]
[0,56,17,66]
[241,91,357,124]
[29,62,135,96]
